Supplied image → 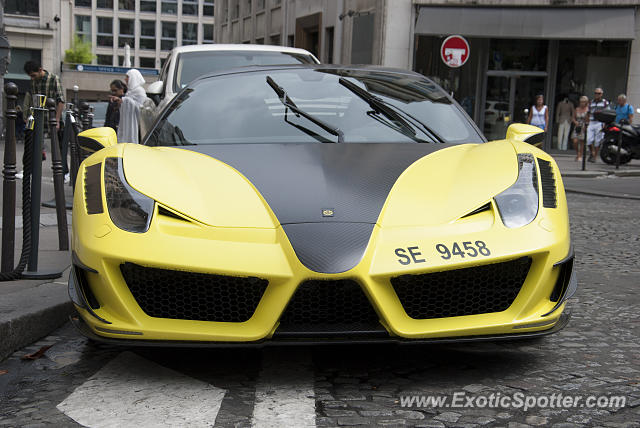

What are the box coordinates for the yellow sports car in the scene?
[69,65,576,345]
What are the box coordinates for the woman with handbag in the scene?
[572,96,589,162]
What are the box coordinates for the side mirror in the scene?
[506,123,544,148]
[146,80,163,95]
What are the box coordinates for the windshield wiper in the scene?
[338,77,445,144]
[266,76,344,144]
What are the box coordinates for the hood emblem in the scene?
[322,209,334,217]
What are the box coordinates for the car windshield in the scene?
[174,51,317,92]
[148,68,483,146]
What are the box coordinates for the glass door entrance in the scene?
[483,73,547,141]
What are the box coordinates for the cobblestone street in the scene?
[0,193,639,428]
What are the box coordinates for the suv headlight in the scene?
[104,157,154,233]
[494,153,539,228]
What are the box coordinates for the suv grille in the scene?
[277,279,381,334]
[391,257,532,319]
[120,263,268,322]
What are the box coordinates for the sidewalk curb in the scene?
[564,187,640,200]
[561,171,608,178]
[0,279,74,362]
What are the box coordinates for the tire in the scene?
[600,138,631,165]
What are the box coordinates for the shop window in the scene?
[414,35,482,122]
[97,0,113,9]
[162,0,177,14]
[118,0,135,11]
[183,0,198,15]
[552,40,631,150]
[97,17,114,47]
[140,57,156,68]
[118,19,134,48]
[75,15,91,41]
[5,0,39,15]
[203,24,214,44]
[161,22,177,50]
[182,23,197,45]
[97,55,113,65]
[489,39,547,72]
[140,20,156,50]
[140,0,156,12]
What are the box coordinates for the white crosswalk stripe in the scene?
[251,349,316,428]
[57,351,226,428]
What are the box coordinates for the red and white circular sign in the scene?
[440,35,470,68]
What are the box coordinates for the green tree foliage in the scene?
[64,35,95,64]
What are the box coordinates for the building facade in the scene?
[217,0,640,152]
[3,0,215,102]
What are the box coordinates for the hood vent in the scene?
[537,158,557,208]
[158,206,192,222]
[460,202,492,219]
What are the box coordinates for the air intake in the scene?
[537,158,557,208]
[84,163,103,214]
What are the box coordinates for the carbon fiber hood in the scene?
[182,143,449,273]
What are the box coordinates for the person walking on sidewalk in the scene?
[556,96,575,150]
[586,87,609,163]
[23,60,66,166]
[527,94,548,131]
[615,94,634,124]
[572,96,589,162]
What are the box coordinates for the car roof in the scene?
[169,43,319,58]
[190,64,427,85]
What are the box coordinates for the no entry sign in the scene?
[441,35,470,68]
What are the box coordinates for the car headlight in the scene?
[494,153,539,228]
[104,157,154,233]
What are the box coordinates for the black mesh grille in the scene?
[391,257,532,319]
[278,280,380,332]
[537,158,557,208]
[120,263,268,322]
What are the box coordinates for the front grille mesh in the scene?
[278,280,380,332]
[537,158,557,208]
[391,257,532,319]
[120,263,268,322]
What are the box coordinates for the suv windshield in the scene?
[148,68,483,146]
[174,51,317,92]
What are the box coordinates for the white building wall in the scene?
[380,0,412,69]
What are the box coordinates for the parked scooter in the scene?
[597,108,640,165]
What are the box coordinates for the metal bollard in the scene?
[615,124,623,170]
[88,105,94,129]
[80,101,90,131]
[73,85,80,117]
[2,83,18,272]
[46,98,69,251]
[22,94,63,279]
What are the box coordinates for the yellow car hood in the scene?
[121,141,517,229]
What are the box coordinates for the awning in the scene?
[415,7,636,40]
